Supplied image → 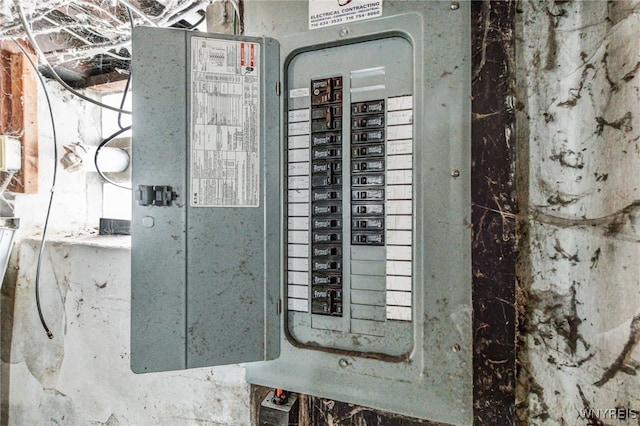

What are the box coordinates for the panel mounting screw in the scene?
[450,2,460,10]
[142,216,155,228]
[452,344,461,352]
[339,27,350,37]
[451,169,460,178]
[339,358,350,368]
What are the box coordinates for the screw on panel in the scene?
[339,358,350,368]
[451,169,460,178]
[452,344,461,352]
[339,27,350,37]
[142,216,155,228]
[450,2,460,10]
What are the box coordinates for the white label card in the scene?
[309,0,383,30]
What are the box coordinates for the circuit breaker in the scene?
[132,2,471,424]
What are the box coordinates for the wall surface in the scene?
[517,1,640,424]
[8,80,103,231]
[2,237,249,426]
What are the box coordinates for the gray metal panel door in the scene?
[131,27,280,373]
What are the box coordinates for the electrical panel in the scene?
[132,2,471,424]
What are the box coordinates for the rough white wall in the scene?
[6,237,249,426]
[518,1,640,423]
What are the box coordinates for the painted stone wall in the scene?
[517,1,640,424]
[2,237,250,425]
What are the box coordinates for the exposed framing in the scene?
[0,41,38,194]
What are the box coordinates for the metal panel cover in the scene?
[131,27,280,373]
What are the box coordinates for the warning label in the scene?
[309,0,382,29]
[190,37,260,207]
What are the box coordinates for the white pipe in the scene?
[61,144,129,173]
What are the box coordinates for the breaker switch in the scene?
[313,232,342,243]
[352,159,385,171]
[352,100,385,115]
[313,189,341,201]
[311,77,343,105]
[352,203,384,216]
[352,144,384,157]
[352,173,384,186]
[353,115,384,129]
[312,133,341,146]
[313,147,342,159]
[313,245,342,257]
[352,232,385,246]
[352,130,385,143]
[313,218,342,229]
[353,218,384,230]
[353,189,384,200]
[313,203,342,215]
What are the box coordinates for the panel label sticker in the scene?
[190,37,260,207]
[309,0,382,30]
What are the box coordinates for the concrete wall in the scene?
[517,1,640,423]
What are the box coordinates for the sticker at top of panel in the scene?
[309,0,383,30]
[190,37,260,207]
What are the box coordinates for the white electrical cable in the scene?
[226,0,241,22]
[211,0,240,24]
[14,1,132,115]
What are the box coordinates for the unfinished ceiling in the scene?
[0,0,210,87]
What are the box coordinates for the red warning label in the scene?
[250,44,255,67]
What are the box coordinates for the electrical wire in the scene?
[226,0,241,25]
[14,1,132,115]
[97,6,132,191]
[14,40,56,339]
[94,126,132,191]
[210,0,240,34]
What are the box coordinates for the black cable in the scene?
[14,40,55,339]
[94,126,132,190]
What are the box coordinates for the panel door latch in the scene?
[136,185,178,206]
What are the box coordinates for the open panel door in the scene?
[130,27,280,373]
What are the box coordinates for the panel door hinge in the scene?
[277,298,282,315]
[276,81,281,96]
[136,185,178,206]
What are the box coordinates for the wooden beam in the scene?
[0,40,38,194]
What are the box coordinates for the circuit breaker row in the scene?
[310,76,344,316]
[351,99,386,246]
